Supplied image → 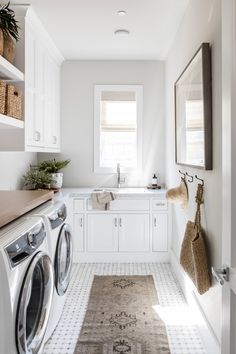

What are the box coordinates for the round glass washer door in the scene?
[55,223,73,296]
[16,252,54,354]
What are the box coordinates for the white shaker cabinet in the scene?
[118,214,149,252]
[87,214,119,252]
[0,7,63,152]
[68,190,170,262]
[152,213,168,252]
[25,12,62,152]
[73,214,85,252]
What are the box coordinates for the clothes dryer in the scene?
[28,200,73,341]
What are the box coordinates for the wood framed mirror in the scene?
[175,43,212,170]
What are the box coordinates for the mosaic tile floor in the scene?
[43,263,207,354]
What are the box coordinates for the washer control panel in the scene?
[5,221,46,268]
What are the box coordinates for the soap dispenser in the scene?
[152,174,158,187]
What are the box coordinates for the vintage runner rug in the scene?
[73,275,170,354]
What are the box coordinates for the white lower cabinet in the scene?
[152,213,168,252]
[69,193,169,261]
[87,214,119,252]
[118,214,149,252]
[73,214,84,252]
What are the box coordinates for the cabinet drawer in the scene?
[87,198,150,211]
[73,199,84,212]
[152,199,167,211]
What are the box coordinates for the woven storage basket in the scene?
[180,184,211,295]
[0,80,6,114]
[0,30,4,56]
[6,84,22,119]
[3,34,16,64]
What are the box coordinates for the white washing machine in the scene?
[28,199,73,342]
[0,216,54,354]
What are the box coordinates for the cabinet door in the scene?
[25,27,44,147]
[44,55,60,150]
[87,214,118,252]
[73,214,84,252]
[152,213,168,252]
[118,214,149,252]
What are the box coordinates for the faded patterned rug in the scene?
[73,275,170,354]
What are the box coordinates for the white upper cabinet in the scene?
[0,6,63,152]
[24,9,63,152]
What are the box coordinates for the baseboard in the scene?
[170,250,221,354]
[73,251,170,263]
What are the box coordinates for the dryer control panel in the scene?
[5,221,46,268]
[48,203,67,229]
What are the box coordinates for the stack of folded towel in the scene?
[91,190,116,210]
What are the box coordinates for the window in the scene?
[94,85,143,173]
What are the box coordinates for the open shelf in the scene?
[0,113,24,129]
[0,55,24,81]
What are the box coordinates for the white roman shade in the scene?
[101,91,136,101]
[100,92,137,132]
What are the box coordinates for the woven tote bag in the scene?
[180,184,211,295]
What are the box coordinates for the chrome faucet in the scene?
[117,163,121,188]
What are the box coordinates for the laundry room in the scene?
[0,1,235,354]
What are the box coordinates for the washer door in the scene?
[16,252,54,354]
[55,223,73,296]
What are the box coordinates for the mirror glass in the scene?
[175,44,212,170]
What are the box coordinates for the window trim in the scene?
[94,84,143,174]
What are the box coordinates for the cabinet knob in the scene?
[80,218,83,227]
[52,135,57,144]
[114,218,118,227]
[154,217,157,227]
[34,131,41,142]
[119,218,122,227]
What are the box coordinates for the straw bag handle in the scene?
[194,183,204,231]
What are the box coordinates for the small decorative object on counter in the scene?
[0,2,19,63]
[152,173,158,187]
[6,84,22,119]
[146,173,161,189]
[147,185,161,190]
[38,158,71,189]
[23,166,52,190]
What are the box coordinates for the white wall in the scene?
[165,0,222,344]
[0,152,37,190]
[42,60,165,188]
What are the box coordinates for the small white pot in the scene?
[50,173,63,189]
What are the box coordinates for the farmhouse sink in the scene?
[94,187,148,194]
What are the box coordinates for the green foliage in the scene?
[0,2,19,41]
[23,167,52,189]
[38,158,70,173]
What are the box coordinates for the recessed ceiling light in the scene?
[117,10,127,16]
[114,29,130,37]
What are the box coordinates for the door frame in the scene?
[221,0,236,353]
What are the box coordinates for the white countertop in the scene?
[60,187,167,198]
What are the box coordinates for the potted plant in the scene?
[23,167,52,190]
[38,158,70,189]
[0,2,19,63]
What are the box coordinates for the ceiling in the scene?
[13,0,190,60]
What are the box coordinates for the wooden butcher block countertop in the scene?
[0,190,54,228]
